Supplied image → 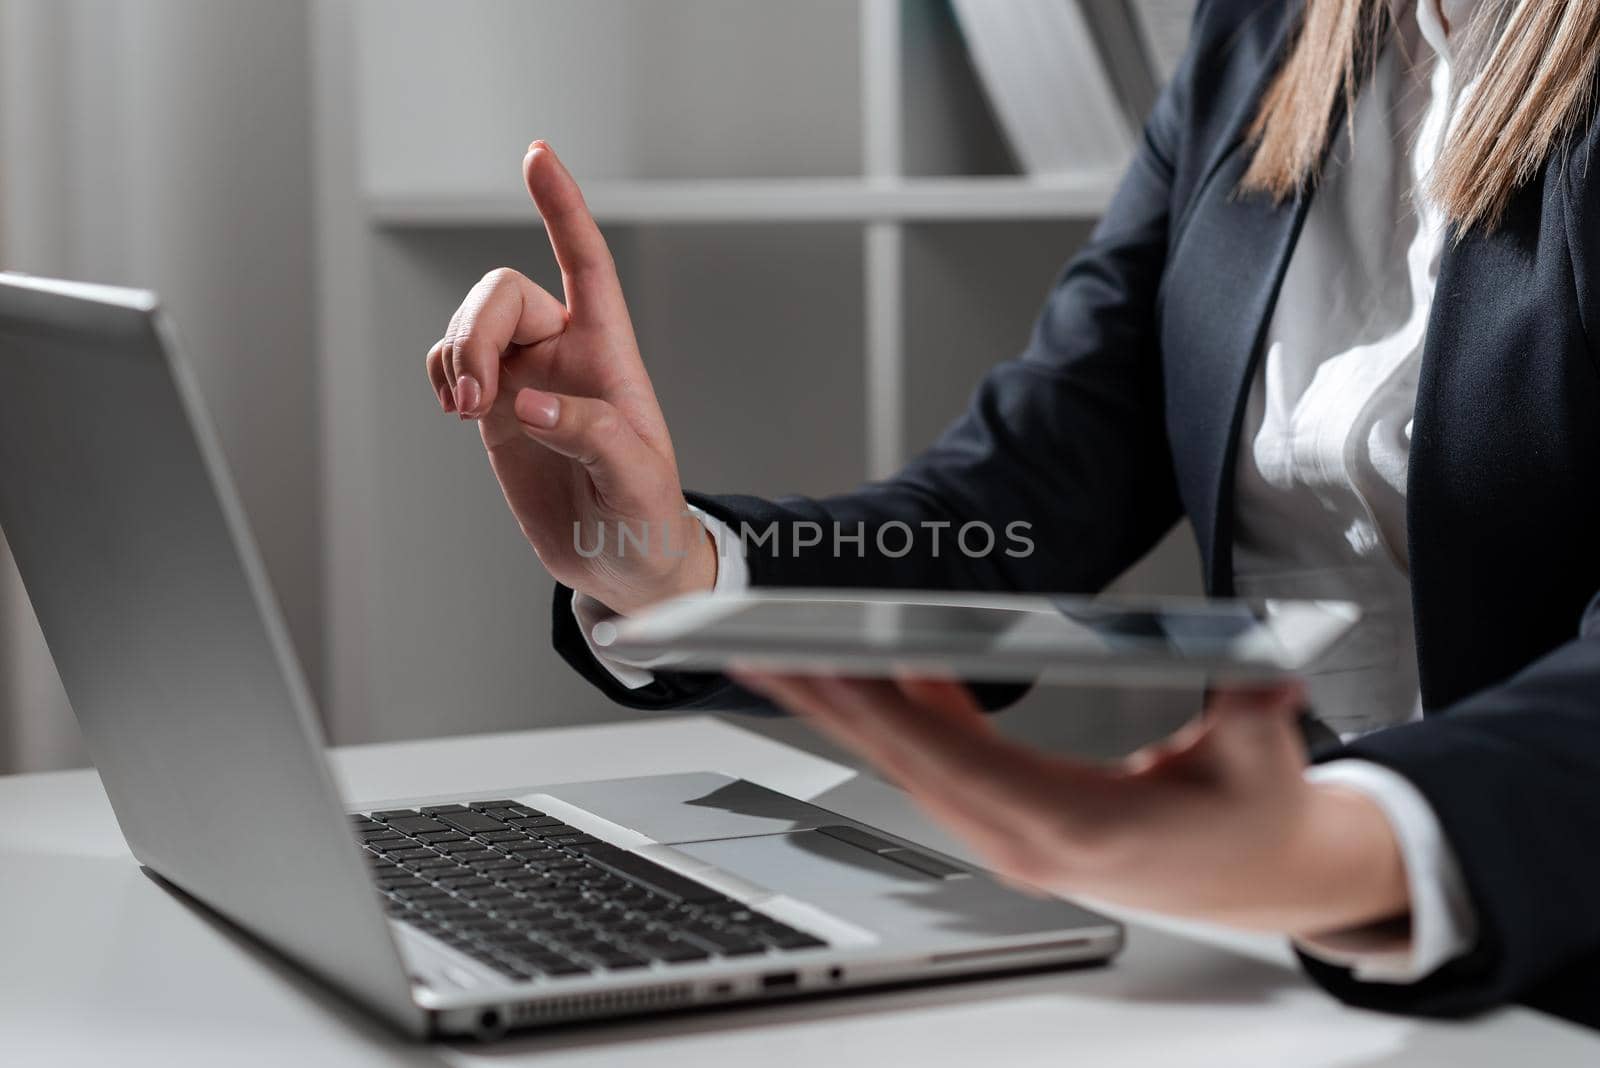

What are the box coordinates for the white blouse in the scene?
[1239,0,1479,978]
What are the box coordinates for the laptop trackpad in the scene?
[673,831,1089,942]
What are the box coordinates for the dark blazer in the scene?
[554,0,1600,1027]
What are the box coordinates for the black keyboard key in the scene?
[588,946,649,972]
[419,804,469,815]
[370,809,420,821]
[629,896,682,916]
[368,837,424,853]
[478,830,525,843]
[686,926,767,955]
[433,839,491,855]
[390,848,439,862]
[593,950,650,970]
[488,805,544,819]
[538,958,593,976]
[527,827,582,841]
[508,848,566,866]
[577,845,724,903]
[577,870,625,886]
[369,842,424,857]
[466,850,521,866]
[436,874,493,890]
[508,815,565,829]
[474,958,522,980]
[637,938,712,963]
[716,941,768,957]
[505,876,569,895]
[530,913,584,930]
[375,874,427,890]
[472,889,521,904]
[392,886,455,903]
[563,902,614,920]
[467,799,518,810]
[420,863,477,880]
[405,855,458,870]
[440,811,511,835]
[384,816,451,835]
[483,929,537,947]
[416,830,469,844]
[610,887,654,904]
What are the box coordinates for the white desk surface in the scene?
[4,714,1596,1067]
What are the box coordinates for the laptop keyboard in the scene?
[354,800,828,981]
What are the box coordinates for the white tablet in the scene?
[595,590,1362,685]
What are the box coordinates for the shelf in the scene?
[367,174,1121,227]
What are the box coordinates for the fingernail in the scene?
[521,392,560,429]
[456,374,481,415]
[436,383,453,413]
[527,139,548,156]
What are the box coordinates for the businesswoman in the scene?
[425,0,1600,1025]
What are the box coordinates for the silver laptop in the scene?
[0,273,1121,1040]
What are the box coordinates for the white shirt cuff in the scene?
[571,506,750,690]
[1295,759,1478,983]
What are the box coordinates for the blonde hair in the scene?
[1240,0,1600,231]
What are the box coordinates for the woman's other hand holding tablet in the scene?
[730,670,1412,940]
[425,142,716,616]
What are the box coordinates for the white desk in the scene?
[4,715,1596,1066]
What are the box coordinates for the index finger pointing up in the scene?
[523,141,627,323]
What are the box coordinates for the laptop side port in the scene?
[474,1007,507,1041]
[761,971,800,992]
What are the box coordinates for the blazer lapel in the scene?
[1160,146,1316,596]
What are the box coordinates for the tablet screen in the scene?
[606,591,1362,679]
[688,599,1273,660]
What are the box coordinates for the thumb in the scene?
[512,387,665,512]
[1203,680,1308,767]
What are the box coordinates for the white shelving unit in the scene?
[312,0,1187,748]
[367,175,1120,227]
[360,0,1128,479]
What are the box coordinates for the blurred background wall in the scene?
[0,0,320,770]
[0,0,1199,775]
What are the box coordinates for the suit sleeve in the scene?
[1298,593,1600,1024]
[550,8,1233,709]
